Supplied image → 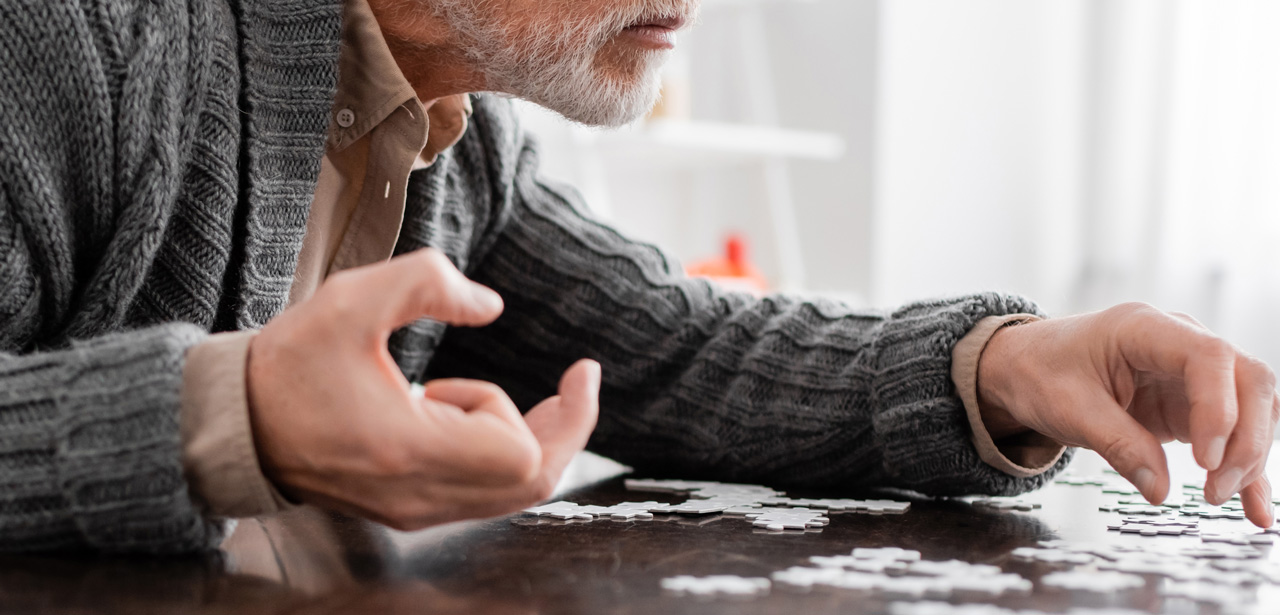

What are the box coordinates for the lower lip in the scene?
[620,25,678,50]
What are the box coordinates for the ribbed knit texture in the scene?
[0,0,1068,552]
[401,109,1073,496]
[0,0,342,552]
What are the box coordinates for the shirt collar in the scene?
[330,0,472,163]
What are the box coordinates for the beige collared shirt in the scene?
[177,0,1063,520]
[179,0,472,517]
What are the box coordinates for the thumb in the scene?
[525,360,602,475]
[1076,393,1171,504]
[340,248,503,335]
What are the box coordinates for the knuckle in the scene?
[496,444,542,486]
[1241,435,1269,462]
[416,247,454,273]
[517,445,544,482]
[1195,337,1235,364]
[1168,311,1203,329]
[473,381,511,404]
[1239,463,1267,489]
[1245,357,1277,391]
[498,397,522,420]
[1113,301,1159,320]
[479,384,522,418]
[500,454,541,486]
[1094,433,1136,469]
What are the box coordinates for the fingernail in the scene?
[471,285,503,312]
[1203,436,1228,471]
[1266,478,1276,521]
[1133,468,1157,500]
[584,360,602,390]
[1212,467,1245,504]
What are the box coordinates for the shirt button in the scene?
[336,108,356,128]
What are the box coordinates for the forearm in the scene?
[0,324,224,553]
[428,172,1071,496]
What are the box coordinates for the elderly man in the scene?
[0,0,1273,553]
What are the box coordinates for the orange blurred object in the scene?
[685,234,770,295]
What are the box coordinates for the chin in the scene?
[490,42,668,127]
[550,66,666,127]
[582,89,661,127]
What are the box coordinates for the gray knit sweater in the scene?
[0,0,1069,553]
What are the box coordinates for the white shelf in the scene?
[583,120,845,168]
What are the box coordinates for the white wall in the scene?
[872,0,1087,312]
[529,0,1092,311]
[518,0,879,302]
[758,0,879,298]
[527,0,1280,376]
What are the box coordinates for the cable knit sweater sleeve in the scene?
[0,1,230,552]
[0,327,223,553]
[427,100,1072,497]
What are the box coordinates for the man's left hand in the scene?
[977,302,1278,527]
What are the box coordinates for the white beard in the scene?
[427,0,695,127]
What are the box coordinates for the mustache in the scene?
[594,0,701,40]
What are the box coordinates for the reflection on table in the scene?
[0,444,1276,615]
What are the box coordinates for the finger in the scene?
[1205,359,1277,504]
[400,361,603,518]
[1114,308,1237,471]
[524,359,603,493]
[416,395,541,487]
[1239,474,1275,528]
[424,379,526,427]
[330,247,504,335]
[1077,390,1171,504]
[1168,311,1208,330]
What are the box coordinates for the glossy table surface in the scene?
[2,445,1276,615]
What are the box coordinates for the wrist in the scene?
[976,321,1033,439]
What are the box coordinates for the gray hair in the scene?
[417,0,699,126]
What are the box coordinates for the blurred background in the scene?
[515,0,1280,365]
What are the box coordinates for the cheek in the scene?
[511,0,625,43]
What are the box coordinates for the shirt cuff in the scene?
[952,314,1067,478]
[180,331,295,517]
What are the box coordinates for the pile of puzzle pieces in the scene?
[1059,468,1277,521]
[658,548,1035,601]
[660,575,771,599]
[1055,470,1280,548]
[663,534,1280,611]
[771,547,1033,600]
[520,473,1280,613]
[520,478,910,532]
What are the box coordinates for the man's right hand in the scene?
[246,248,600,531]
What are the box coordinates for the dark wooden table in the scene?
[1,445,1275,614]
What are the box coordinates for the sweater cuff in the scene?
[952,314,1066,478]
[53,325,225,552]
[870,294,1073,497]
[180,331,294,517]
